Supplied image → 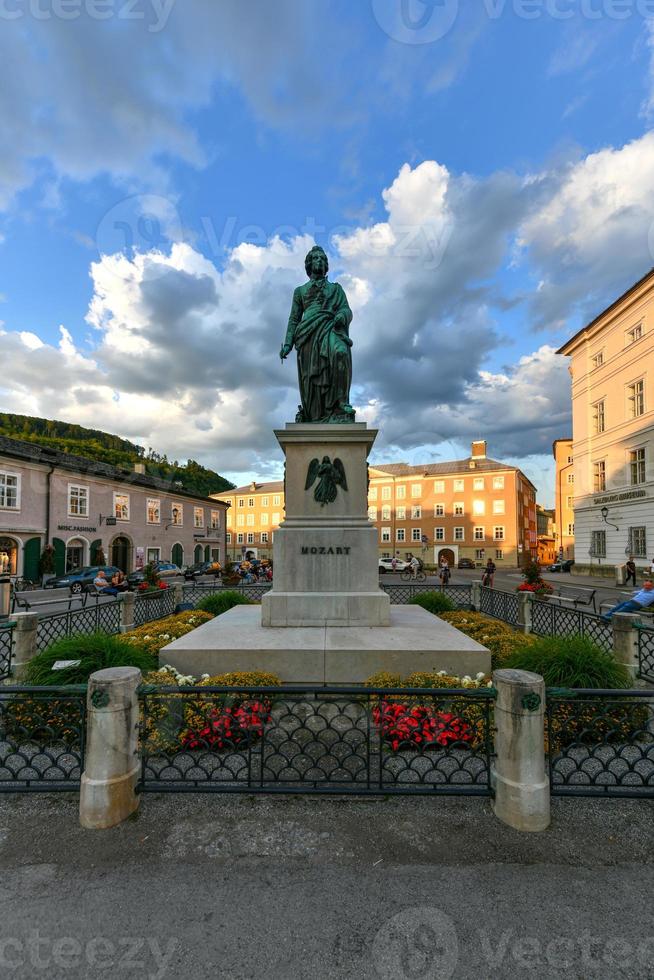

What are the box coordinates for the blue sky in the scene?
[2,1,654,505]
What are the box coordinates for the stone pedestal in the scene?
[261,423,390,627]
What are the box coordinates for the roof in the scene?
[557,266,654,355]
[214,480,284,497]
[370,457,514,477]
[0,434,227,506]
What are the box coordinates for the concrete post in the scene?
[492,668,550,832]
[119,592,136,633]
[173,583,184,608]
[79,666,141,830]
[12,612,39,679]
[611,612,640,675]
[0,577,10,618]
[516,592,533,634]
[470,580,481,611]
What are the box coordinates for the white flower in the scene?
[201,673,209,680]
[476,672,485,680]
[437,670,447,676]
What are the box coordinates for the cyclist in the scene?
[409,555,420,580]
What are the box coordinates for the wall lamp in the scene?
[600,506,619,531]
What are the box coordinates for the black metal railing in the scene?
[138,685,495,796]
[531,600,613,653]
[479,587,519,625]
[133,588,177,627]
[546,689,654,797]
[0,686,86,790]
[637,626,654,684]
[0,622,15,680]
[381,584,472,608]
[36,599,122,652]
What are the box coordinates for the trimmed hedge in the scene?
[196,590,252,616]
[408,591,456,615]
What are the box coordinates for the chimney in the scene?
[471,440,487,460]
[134,462,146,475]
[250,481,257,492]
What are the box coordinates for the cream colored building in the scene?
[215,441,537,568]
[553,438,575,561]
[558,267,654,575]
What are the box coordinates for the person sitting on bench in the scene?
[600,580,654,621]
[94,570,119,596]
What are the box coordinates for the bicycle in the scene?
[12,577,38,592]
[400,569,426,583]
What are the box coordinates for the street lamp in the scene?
[600,506,619,531]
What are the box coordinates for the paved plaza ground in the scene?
[1,793,653,979]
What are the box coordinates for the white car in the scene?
[378,558,410,574]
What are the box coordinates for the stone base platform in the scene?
[160,605,491,684]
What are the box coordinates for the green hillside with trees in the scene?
[0,413,234,496]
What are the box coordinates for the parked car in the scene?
[127,562,183,587]
[44,565,122,595]
[547,559,574,573]
[184,560,222,581]
[457,558,476,569]
[378,558,410,574]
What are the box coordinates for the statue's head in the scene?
[305,245,328,279]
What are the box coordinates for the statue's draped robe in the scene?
[284,277,353,423]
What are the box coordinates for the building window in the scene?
[261,513,269,526]
[369,487,378,501]
[433,480,444,494]
[495,550,504,560]
[272,512,281,525]
[453,503,464,516]
[262,496,269,507]
[68,485,89,517]
[381,505,391,521]
[593,400,605,434]
[630,448,646,485]
[396,506,406,520]
[475,548,485,560]
[246,514,255,526]
[226,532,232,544]
[434,503,444,517]
[381,486,392,501]
[627,379,645,418]
[411,528,421,542]
[381,527,391,543]
[368,506,377,521]
[396,528,405,542]
[247,532,254,544]
[396,485,406,500]
[146,547,160,564]
[472,499,485,516]
[411,484,421,498]
[473,478,484,491]
[226,512,232,528]
[210,510,220,529]
[567,473,574,484]
[590,529,606,558]
[411,505,421,519]
[273,495,281,506]
[474,526,485,540]
[454,527,464,541]
[626,323,643,345]
[261,532,269,543]
[236,514,245,527]
[147,498,160,524]
[171,505,183,526]
[193,508,204,528]
[492,476,505,490]
[237,533,244,544]
[114,493,129,521]
[629,526,647,558]
[238,498,244,507]
[593,461,606,493]
[567,455,573,464]
[566,495,574,508]
[248,497,254,507]
[453,479,464,492]
[567,523,575,535]
[592,350,604,368]
[435,527,444,541]
[492,500,505,515]
[494,526,505,541]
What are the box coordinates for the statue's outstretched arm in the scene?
[281,287,302,358]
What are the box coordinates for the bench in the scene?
[550,588,597,613]
[11,586,78,612]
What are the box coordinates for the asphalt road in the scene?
[1,793,653,979]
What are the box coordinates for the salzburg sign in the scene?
[593,490,647,505]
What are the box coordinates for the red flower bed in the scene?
[181,699,272,751]
[372,700,473,752]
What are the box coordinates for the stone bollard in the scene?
[173,582,184,607]
[119,592,136,633]
[12,612,39,679]
[79,666,141,830]
[492,668,550,832]
[470,580,482,611]
[611,613,640,675]
[516,591,533,634]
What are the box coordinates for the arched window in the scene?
[0,537,18,575]
[66,538,86,573]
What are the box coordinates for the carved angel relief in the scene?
[305,456,348,506]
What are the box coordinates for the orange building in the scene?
[553,438,575,561]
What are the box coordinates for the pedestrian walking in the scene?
[391,555,397,573]
[439,560,450,587]
[625,556,637,587]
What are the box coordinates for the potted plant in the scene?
[516,559,553,599]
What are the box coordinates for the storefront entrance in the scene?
[66,538,85,573]
[0,537,18,575]
[111,536,131,572]
[437,548,456,567]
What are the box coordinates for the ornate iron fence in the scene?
[531,601,613,653]
[479,587,519,625]
[546,689,654,797]
[36,600,122,652]
[0,622,14,680]
[380,584,472,608]
[637,626,654,684]
[133,588,177,627]
[0,686,86,790]
[138,685,495,796]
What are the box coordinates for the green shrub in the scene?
[196,590,252,616]
[439,611,535,669]
[504,635,631,689]
[25,632,157,686]
[409,591,456,615]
